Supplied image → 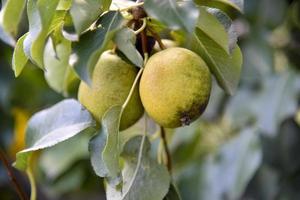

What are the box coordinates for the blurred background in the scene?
[0,0,300,199]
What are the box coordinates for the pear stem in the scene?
[122,68,144,110]
[134,18,147,35]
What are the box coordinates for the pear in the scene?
[78,51,144,130]
[140,47,211,128]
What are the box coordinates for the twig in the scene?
[119,2,144,12]
[141,29,148,55]
[160,127,172,173]
[0,148,28,200]
[148,28,166,50]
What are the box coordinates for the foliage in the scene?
[0,0,299,200]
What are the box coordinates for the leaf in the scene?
[70,0,112,35]
[207,8,237,53]
[89,130,110,177]
[188,28,242,95]
[0,24,16,46]
[114,28,143,67]
[195,0,243,18]
[144,0,199,33]
[179,127,262,200]
[43,36,78,96]
[13,99,96,171]
[40,131,93,179]
[23,0,60,67]
[57,0,72,10]
[48,10,68,35]
[12,33,28,77]
[106,136,170,200]
[0,0,26,37]
[197,7,229,54]
[72,11,123,84]
[225,71,300,135]
[102,105,123,179]
[89,115,145,178]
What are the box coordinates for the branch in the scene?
[148,28,166,50]
[0,148,28,200]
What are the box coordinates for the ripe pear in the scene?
[78,51,144,130]
[140,47,211,128]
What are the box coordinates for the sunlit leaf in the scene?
[0,0,26,37]
[14,99,96,171]
[0,24,16,46]
[12,33,28,77]
[43,36,78,96]
[23,0,60,67]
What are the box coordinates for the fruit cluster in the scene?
[78,46,212,129]
[78,5,212,130]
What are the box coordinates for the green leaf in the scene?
[43,36,78,96]
[57,0,72,10]
[23,0,60,68]
[197,7,229,54]
[106,136,170,200]
[72,11,123,84]
[12,33,28,77]
[114,28,143,67]
[102,105,123,179]
[144,0,199,33]
[70,0,112,34]
[225,71,300,135]
[40,132,93,179]
[48,10,68,35]
[188,28,242,95]
[207,8,237,53]
[89,130,110,177]
[0,25,16,46]
[0,0,26,37]
[195,0,243,18]
[14,99,96,171]
[179,127,262,200]
[89,116,145,178]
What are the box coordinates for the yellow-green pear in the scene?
[140,47,212,128]
[78,51,144,130]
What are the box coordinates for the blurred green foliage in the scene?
[0,0,300,200]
